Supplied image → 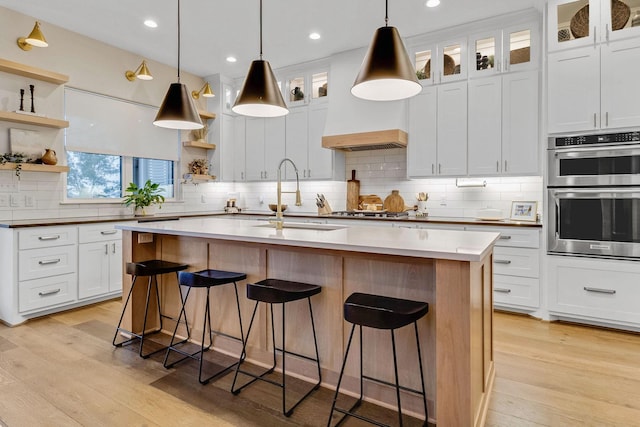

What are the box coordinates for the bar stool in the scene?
[231,278,322,417]
[163,269,247,385]
[113,260,188,358]
[328,292,429,427]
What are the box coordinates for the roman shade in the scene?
[65,88,179,161]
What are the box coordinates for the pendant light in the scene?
[153,0,203,130]
[232,0,288,117]
[352,0,421,101]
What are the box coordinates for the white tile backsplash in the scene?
[0,147,543,221]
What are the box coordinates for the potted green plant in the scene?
[122,180,165,216]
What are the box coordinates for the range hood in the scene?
[322,49,410,151]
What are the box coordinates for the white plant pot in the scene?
[134,205,157,216]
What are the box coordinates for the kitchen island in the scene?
[117,217,499,426]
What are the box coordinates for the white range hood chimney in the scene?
[322,49,410,151]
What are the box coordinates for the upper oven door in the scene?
[548,188,640,259]
[548,144,640,187]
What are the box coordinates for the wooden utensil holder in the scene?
[318,201,332,216]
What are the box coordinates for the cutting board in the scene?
[383,190,405,213]
[358,194,383,210]
[346,170,360,211]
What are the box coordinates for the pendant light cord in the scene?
[259,0,263,60]
[385,0,389,26]
[177,0,181,82]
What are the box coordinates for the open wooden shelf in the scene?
[182,141,216,150]
[0,163,69,173]
[0,111,69,129]
[198,110,216,120]
[0,58,69,85]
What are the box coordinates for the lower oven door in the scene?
[548,188,640,259]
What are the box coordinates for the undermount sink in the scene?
[254,222,345,231]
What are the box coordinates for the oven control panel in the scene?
[553,131,640,147]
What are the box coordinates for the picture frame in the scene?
[510,201,537,222]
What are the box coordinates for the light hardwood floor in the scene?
[0,301,639,426]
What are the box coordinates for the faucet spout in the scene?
[273,158,302,229]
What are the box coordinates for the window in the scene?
[66,152,175,200]
[66,151,122,199]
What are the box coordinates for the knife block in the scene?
[318,201,332,216]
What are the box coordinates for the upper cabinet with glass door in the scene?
[283,70,328,106]
[412,39,466,85]
[549,0,640,51]
[469,22,538,77]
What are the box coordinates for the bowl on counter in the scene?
[268,204,287,212]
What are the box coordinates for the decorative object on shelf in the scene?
[510,200,537,222]
[9,128,45,159]
[383,189,405,213]
[29,84,35,114]
[558,28,571,42]
[510,47,530,65]
[153,0,203,130]
[188,158,209,175]
[191,82,215,99]
[476,52,489,71]
[19,89,25,112]
[319,83,328,97]
[424,54,455,79]
[41,149,57,165]
[122,180,165,216]
[352,0,421,101]
[232,0,288,117]
[125,60,153,81]
[17,21,48,51]
[189,122,209,142]
[571,0,630,39]
[291,86,304,101]
[0,152,30,179]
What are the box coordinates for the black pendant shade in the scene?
[352,24,421,101]
[153,82,203,130]
[232,59,288,117]
[153,0,204,130]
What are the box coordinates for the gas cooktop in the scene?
[331,211,409,218]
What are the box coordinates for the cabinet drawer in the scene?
[493,275,539,309]
[19,245,77,281]
[466,226,540,248]
[493,247,539,278]
[78,224,122,243]
[19,226,77,250]
[550,263,640,324]
[19,273,77,313]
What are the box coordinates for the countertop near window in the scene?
[0,211,542,228]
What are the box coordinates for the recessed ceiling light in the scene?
[144,19,158,28]
[226,56,237,63]
[426,0,440,7]
[309,32,321,40]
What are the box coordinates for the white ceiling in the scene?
[0,0,542,79]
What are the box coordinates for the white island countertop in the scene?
[118,217,499,262]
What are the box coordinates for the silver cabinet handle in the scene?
[494,288,511,294]
[499,235,512,240]
[241,172,244,180]
[606,112,609,127]
[496,160,499,172]
[584,286,616,295]
[303,169,306,178]
[308,169,311,178]
[264,171,268,179]
[100,230,117,235]
[494,259,512,264]
[38,235,60,241]
[39,288,61,296]
[431,164,435,174]
[112,242,116,254]
[605,24,609,42]
[594,112,597,128]
[438,163,442,174]
[39,259,61,265]
[105,244,109,255]
[504,160,508,172]
[593,26,597,44]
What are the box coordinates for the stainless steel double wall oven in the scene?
[547,131,640,259]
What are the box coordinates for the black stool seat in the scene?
[163,269,247,385]
[247,278,321,304]
[126,260,188,276]
[345,292,429,330]
[179,269,247,287]
[232,278,322,417]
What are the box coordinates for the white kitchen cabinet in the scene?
[233,116,246,181]
[437,81,467,176]
[468,76,502,176]
[548,255,640,329]
[548,0,640,52]
[548,38,640,133]
[408,86,437,177]
[244,117,285,181]
[439,38,468,83]
[284,107,308,179]
[219,114,237,182]
[78,224,123,299]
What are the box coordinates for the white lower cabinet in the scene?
[78,224,123,299]
[548,255,640,328]
[0,222,127,326]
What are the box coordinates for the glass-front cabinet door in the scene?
[440,39,467,82]
[311,71,328,101]
[468,31,501,77]
[504,23,538,72]
[605,0,640,41]
[287,76,306,105]
[413,44,436,85]
[548,0,598,51]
